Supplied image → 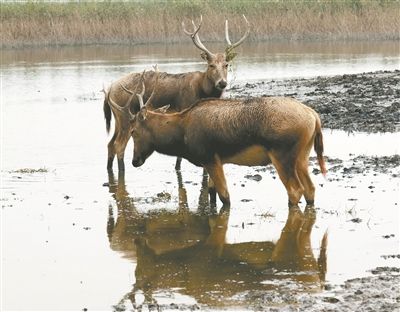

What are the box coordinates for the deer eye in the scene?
[224,64,229,68]
[208,64,216,69]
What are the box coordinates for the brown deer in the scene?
[103,15,250,172]
[115,80,327,209]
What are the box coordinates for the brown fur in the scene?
[104,14,250,172]
[104,53,232,171]
[132,96,327,208]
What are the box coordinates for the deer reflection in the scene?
[106,172,327,310]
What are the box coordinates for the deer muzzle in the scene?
[216,79,227,90]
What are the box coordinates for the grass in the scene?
[1,0,399,48]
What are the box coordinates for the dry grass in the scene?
[1,0,399,48]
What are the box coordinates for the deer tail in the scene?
[314,116,327,176]
[101,85,112,134]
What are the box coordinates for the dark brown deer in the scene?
[103,15,250,172]
[117,83,327,209]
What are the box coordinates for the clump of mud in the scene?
[309,154,400,176]
[10,167,48,174]
[247,267,400,312]
[229,70,400,133]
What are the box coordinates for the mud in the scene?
[248,267,400,312]
[229,70,400,133]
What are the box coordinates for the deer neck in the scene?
[148,113,185,155]
[201,72,223,99]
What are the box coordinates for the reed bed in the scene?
[1,0,399,49]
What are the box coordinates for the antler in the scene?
[136,65,160,110]
[119,70,146,105]
[225,15,250,54]
[106,71,146,120]
[182,15,214,57]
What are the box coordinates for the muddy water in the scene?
[1,41,400,311]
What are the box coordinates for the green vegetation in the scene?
[1,0,399,48]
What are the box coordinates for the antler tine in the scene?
[136,84,145,110]
[120,70,146,115]
[182,15,214,56]
[182,14,202,36]
[108,94,124,113]
[143,64,160,107]
[119,83,134,95]
[225,20,232,46]
[225,14,250,52]
[102,82,123,113]
[101,83,107,95]
[136,70,147,110]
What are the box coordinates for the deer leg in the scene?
[270,152,304,209]
[208,176,217,203]
[297,136,316,207]
[176,169,189,212]
[175,157,183,170]
[107,131,118,171]
[115,132,133,172]
[204,155,230,208]
[198,171,211,214]
[114,138,127,172]
[297,158,316,207]
[115,152,125,172]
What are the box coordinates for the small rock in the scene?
[322,297,340,303]
[244,174,262,181]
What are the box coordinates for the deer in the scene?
[103,15,250,172]
[109,66,327,210]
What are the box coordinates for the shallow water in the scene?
[1,41,400,311]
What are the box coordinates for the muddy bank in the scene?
[256,155,400,180]
[247,267,400,312]
[229,70,400,133]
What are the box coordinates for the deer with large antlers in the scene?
[103,15,250,172]
[122,65,326,209]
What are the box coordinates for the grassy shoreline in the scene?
[1,0,399,49]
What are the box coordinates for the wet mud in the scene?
[247,267,400,312]
[229,70,400,133]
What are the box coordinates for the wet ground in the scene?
[1,43,400,311]
[229,70,400,133]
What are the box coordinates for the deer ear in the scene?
[153,104,170,114]
[225,52,238,62]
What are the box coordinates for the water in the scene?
[1,41,399,311]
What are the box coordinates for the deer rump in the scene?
[164,97,323,169]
